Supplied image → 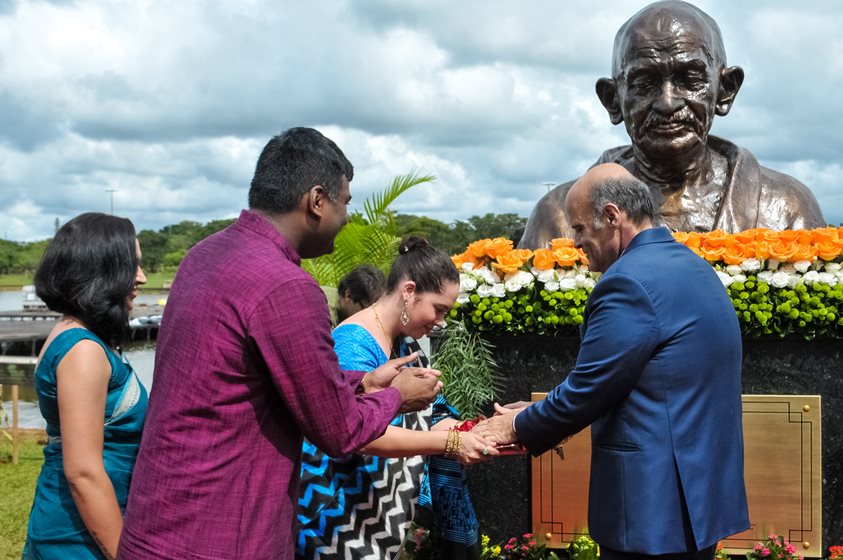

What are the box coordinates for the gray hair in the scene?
[590,176,656,228]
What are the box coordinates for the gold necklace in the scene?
[372,305,395,358]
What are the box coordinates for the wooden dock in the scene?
[0,305,164,356]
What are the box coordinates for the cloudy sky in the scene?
[1,0,842,241]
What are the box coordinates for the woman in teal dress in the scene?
[23,213,149,560]
[297,238,497,560]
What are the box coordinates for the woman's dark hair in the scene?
[35,212,138,347]
[338,264,386,308]
[387,237,459,294]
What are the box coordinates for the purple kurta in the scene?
[119,210,401,559]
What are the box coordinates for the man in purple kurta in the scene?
[119,128,441,559]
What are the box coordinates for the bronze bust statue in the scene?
[519,0,826,249]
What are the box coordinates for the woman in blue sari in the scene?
[298,237,496,560]
[23,213,149,560]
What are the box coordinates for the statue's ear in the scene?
[716,65,744,116]
[596,78,624,125]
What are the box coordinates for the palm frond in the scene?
[363,170,436,229]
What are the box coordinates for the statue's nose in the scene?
[652,80,683,114]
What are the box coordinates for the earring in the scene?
[400,299,410,326]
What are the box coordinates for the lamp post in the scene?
[105,189,117,214]
[542,181,556,193]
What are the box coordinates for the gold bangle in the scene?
[444,429,461,458]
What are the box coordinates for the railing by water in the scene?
[0,356,37,464]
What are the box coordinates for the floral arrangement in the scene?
[480,533,561,560]
[828,545,843,560]
[449,228,843,339]
[568,535,600,559]
[746,534,803,560]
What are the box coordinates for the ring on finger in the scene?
[482,446,490,456]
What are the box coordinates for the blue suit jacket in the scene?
[515,227,749,554]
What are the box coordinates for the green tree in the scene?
[0,240,21,274]
[301,171,435,287]
[137,230,168,272]
[467,213,527,242]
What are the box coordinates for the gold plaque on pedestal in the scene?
[529,393,823,557]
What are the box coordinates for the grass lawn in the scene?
[141,271,177,291]
[0,430,45,558]
[0,274,33,289]
[0,271,176,292]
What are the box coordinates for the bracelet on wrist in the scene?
[444,428,462,458]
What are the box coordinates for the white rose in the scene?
[533,268,556,283]
[459,274,477,292]
[491,283,507,298]
[477,268,499,285]
[456,293,470,305]
[461,262,476,272]
[757,271,774,284]
[824,262,841,273]
[731,273,747,284]
[817,272,838,286]
[574,274,591,288]
[476,284,493,298]
[582,277,597,290]
[544,281,560,292]
[739,258,761,272]
[725,264,742,276]
[793,260,812,273]
[802,270,820,284]
[506,270,534,288]
[770,271,789,288]
[716,270,734,287]
[558,278,577,291]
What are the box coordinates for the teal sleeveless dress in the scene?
[23,328,148,559]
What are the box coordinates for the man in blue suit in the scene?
[477,163,749,559]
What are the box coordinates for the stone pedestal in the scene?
[466,335,842,554]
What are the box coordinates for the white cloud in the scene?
[1,0,841,241]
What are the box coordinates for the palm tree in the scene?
[301,170,435,287]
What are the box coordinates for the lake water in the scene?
[1,288,160,429]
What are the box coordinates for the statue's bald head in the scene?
[611,0,726,79]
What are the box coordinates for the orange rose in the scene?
[452,250,483,270]
[550,238,575,251]
[483,237,514,259]
[796,230,814,245]
[791,244,817,262]
[554,247,582,268]
[672,231,690,244]
[733,229,761,245]
[531,249,557,270]
[722,244,750,266]
[768,240,797,262]
[810,227,838,245]
[776,230,800,244]
[701,229,730,247]
[816,241,842,262]
[752,240,771,260]
[680,232,703,249]
[699,245,726,262]
[466,239,491,259]
[492,251,528,274]
[760,229,781,243]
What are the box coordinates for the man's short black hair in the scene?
[248,127,354,214]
